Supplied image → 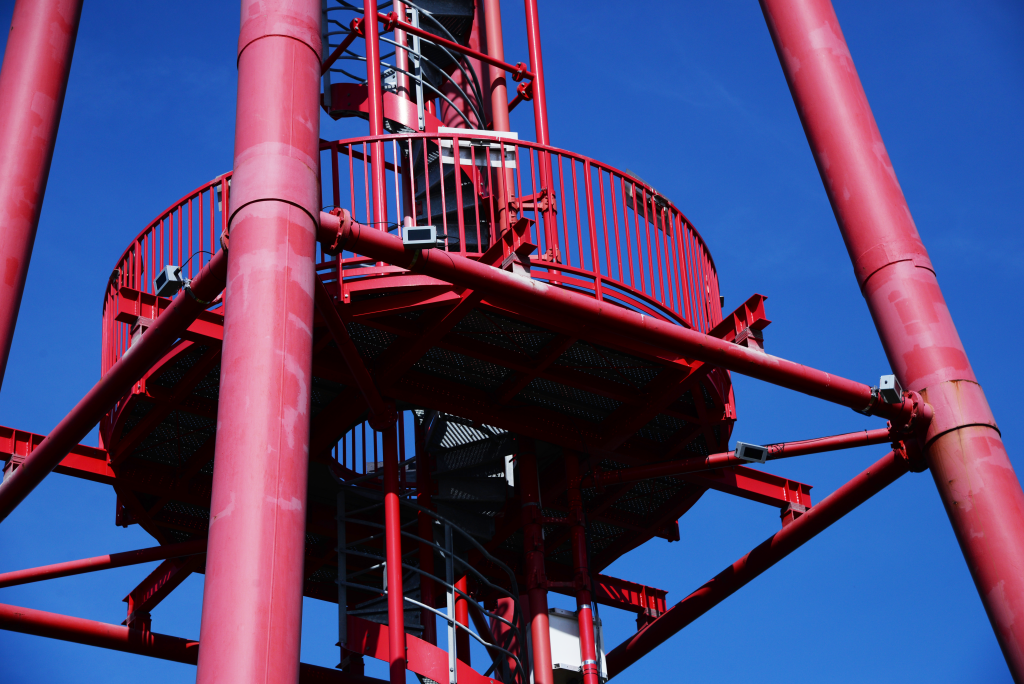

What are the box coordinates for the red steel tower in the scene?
[0,0,1021,682]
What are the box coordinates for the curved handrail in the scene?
[320,131,722,333]
[101,133,722,387]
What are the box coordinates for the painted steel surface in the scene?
[760,0,1024,675]
[0,0,82,390]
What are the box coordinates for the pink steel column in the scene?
[195,2,322,683]
[0,0,82,389]
[760,0,1024,676]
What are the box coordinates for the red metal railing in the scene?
[101,134,722,436]
[101,173,231,378]
[320,132,722,332]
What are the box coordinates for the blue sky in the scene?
[0,0,1021,682]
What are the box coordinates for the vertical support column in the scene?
[522,0,557,259]
[195,2,322,684]
[416,418,437,646]
[0,0,83,390]
[521,0,549,146]
[440,2,485,129]
[564,454,600,684]
[393,1,411,103]
[337,488,349,667]
[454,575,472,665]
[760,0,1024,677]
[383,421,407,684]
[519,442,553,684]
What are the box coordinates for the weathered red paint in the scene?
[760,0,1024,676]
[195,1,322,683]
[0,0,83,390]
[382,423,408,684]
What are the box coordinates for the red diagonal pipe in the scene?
[0,539,206,589]
[759,0,1024,676]
[0,248,227,522]
[580,427,893,490]
[317,211,929,427]
[605,449,910,677]
[195,2,323,683]
[0,0,83,391]
[0,602,382,683]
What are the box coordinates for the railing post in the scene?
[518,441,553,684]
[382,421,407,684]
[565,453,601,684]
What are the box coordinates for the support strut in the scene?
[0,602,382,683]
[760,0,1024,676]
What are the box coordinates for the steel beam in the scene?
[591,575,668,618]
[0,249,227,522]
[0,0,83,390]
[759,1,1024,675]
[482,0,510,132]
[605,449,910,677]
[0,426,113,485]
[195,2,323,683]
